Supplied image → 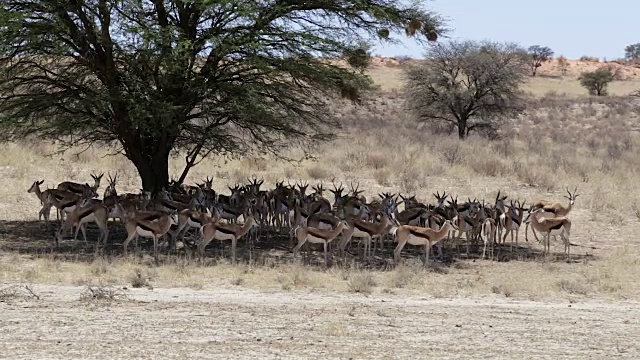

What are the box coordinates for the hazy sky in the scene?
[373,0,638,60]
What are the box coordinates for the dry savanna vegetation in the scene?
[3,57,640,358]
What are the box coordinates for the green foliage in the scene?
[579,68,615,96]
[624,43,640,61]
[0,0,447,190]
[405,40,528,140]
[527,45,554,76]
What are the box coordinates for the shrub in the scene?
[556,56,569,76]
[347,272,375,294]
[579,68,614,96]
[579,55,599,62]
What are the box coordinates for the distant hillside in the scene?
[363,56,640,96]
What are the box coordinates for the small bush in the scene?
[491,284,514,298]
[374,168,391,186]
[492,138,514,157]
[306,165,329,180]
[277,265,310,290]
[283,166,296,179]
[557,279,589,295]
[0,285,40,301]
[365,152,390,169]
[470,158,508,177]
[579,55,599,62]
[90,258,109,276]
[80,286,128,302]
[390,266,416,288]
[130,270,150,288]
[441,143,465,165]
[347,272,375,294]
[398,167,420,193]
[556,56,569,76]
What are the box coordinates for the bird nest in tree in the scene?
[346,48,371,70]
[405,18,438,42]
[377,28,390,40]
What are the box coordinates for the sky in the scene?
[373,0,638,60]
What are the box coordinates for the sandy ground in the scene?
[1,284,639,359]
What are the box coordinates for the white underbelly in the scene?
[306,234,330,244]
[78,213,97,225]
[318,222,332,230]
[548,227,565,236]
[351,228,371,239]
[214,231,236,241]
[136,227,158,239]
[406,234,428,246]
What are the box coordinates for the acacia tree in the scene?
[0,0,445,192]
[625,43,640,60]
[579,68,614,96]
[527,45,553,76]
[405,40,528,140]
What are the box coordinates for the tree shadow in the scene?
[0,220,595,268]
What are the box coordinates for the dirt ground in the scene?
[0,284,638,359]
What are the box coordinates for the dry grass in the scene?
[2,58,640,303]
[79,285,128,302]
[0,248,639,301]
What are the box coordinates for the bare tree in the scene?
[405,40,528,140]
[527,45,554,76]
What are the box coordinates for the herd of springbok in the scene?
[27,172,578,266]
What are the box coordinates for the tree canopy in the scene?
[527,45,553,76]
[579,68,614,96]
[625,43,640,61]
[405,40,528,139]
[0,0,446,191]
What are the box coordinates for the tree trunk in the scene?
[127,143,172,193]
[457,119,467,139]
